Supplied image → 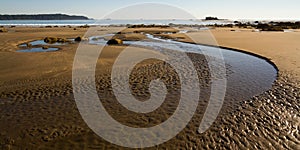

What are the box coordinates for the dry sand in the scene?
[0,27,299,149]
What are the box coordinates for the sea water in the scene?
[0,19,233,26]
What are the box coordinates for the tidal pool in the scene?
[89,34,278,107]
[17,47,59,52]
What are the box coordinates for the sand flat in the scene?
[185,28,300,81]
[0,27,299,149]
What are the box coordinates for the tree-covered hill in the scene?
[0,14,90,20]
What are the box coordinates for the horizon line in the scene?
[0,13,299,21]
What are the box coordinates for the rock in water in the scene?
[74,36,82,42]
[107,39,123,45]
[42,46,49,49]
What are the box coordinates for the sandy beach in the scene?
[0,26,299,149]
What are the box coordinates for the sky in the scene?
[0,0,299,20]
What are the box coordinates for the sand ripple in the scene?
[0,57,299,149]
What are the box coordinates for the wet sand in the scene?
[0,27,299,149]
[183,27,300,81]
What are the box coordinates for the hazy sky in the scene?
[0,0,299,20]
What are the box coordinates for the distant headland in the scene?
[0,14,91,20]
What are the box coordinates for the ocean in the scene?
[0,19,233,26]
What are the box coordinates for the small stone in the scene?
[42,136,50,142]
[42,46,49,50]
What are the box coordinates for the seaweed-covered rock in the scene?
[42,46,49,49]
[79,24,90,28]
[0,28,7,33]
[57,38,70,43]
[44,37,71,43]
[26,43,32,47]
[107,39,123,45]
[44,37,58,43]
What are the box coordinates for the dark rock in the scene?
[107,39,123,45]
[74,36,82,42]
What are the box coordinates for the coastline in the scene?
[0,26,299,149]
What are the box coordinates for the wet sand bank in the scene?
[0,27,299,149]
